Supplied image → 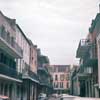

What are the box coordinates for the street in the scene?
[48,95,100,100]
[48,97,60,100]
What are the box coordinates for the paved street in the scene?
[48,97,60,100]
[48,96,100,100]
[48,97,76,100]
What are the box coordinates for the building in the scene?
[0,11,23,100]
[95,13,100,97]
[15,25,39,100]
[76,13,100,97]
[0,10,53,100]
[37,50,53,96]
[0,11,40,100]
[70,65,80,96]
[51,65,70,94]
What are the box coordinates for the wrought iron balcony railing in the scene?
[22,63,39,83]
[0,61,22,80]
[76,39,91,58]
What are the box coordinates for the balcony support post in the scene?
[12,82,17,100]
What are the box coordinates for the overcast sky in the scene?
[0,0,99,65]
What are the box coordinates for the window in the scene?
[55,82,58,88]
[60,82,63,88]
[7,32,10,43]
[62,82,63,88]
[58,66,67,72]
[66,82,69,88]
[60,74,64,81]
[67,66,70,72]
[58,82,59,88]
[66,74,70,80]
[11,37,13,46]
[55,75,58,81]
[60,82,62,88]
[53,67,57,72]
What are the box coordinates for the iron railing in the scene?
[76,39,92,58]
[22,63,39,82]
[0,61,22,80]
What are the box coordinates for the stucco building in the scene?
[0,10,53,100]
[0,11,40,100]
[0,11,23,100]
[76,12,100,98]
[51,65,70,94]
[15,24,39,100]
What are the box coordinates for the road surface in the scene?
[48,95,100,100]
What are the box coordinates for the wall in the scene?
[29,44,37,73]
[15,25,30,73]
[0,12,16,38]
[97,35,100,88]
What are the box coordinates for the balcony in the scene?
[22,63,39,83]
[76,39,91,58]
[83,58,98,68]
[38,74,52,87]
[0,60,22,81]
[37,67,49,76]
[0,27,23,58]
[81,44,98,68]
[80,65,93,75]
[37,67,52,87]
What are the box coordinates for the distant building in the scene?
[51,65,70,94]
[37,50,53,96]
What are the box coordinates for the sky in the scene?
[0,0,99,65]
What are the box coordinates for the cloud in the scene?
[0,0,99,64]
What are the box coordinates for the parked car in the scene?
[0,95,9,100]
[60,96,100,100]
[51,93,58,98]
[60,94,77,100]
[38,93,47,100]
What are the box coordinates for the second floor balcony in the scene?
[79,65,93,75]
[76,39,91,58]
[0,59,22,82]
[0,26,23,58]
[37,67,53,87]
[22,63,39,83]
[80,42,98,68]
